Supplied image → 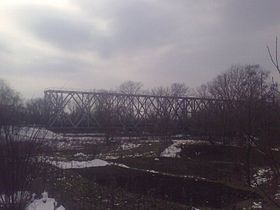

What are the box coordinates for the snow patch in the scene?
[51,158,131,169]
[160,141,182,158]
[251,168,273,187]
[26,192,65,210]
[51,159,109,169]
[251,201,262,209]
[120,143,140,150]
[161,144,181,158]
[73,152,87,158]
[173,139,209,145]
[50,158,208,183]
[100,155,120,160]
[113,163,130,169]
[0,191,65,210]
[272,148,280,152]
[161,139,210,158]
[18,127,61,140]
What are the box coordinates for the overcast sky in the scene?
[0,0,279,98]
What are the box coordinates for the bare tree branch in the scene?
[267,37,280,74]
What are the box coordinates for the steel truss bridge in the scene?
[44,89,244,137]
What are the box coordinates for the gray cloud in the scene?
[29,56,91,76]
[1,0,280,98]
[16,1,191,56]
[16,7,96,51]
[109,1,180,49]
[222,0,280,33]
[31,18,93,51]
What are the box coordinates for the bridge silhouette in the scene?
[44,89,247,138]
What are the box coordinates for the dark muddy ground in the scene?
[73,165,260,209]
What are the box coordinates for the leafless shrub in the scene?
[0,126,47,210]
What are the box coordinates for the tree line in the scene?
[1,64,280,143]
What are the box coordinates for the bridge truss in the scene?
[44,89,239,136]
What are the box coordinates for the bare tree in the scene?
[0,79,21,107]
[0,127,47,210]
[267,36,279,74]
[170,83,190,97]
[193,66,272,144]
[150,86,174,143]
[205,65,271,101]
[196,84,210,98]
[118,81,143,95]
[25,98,45,125]
[151,83,190,97]
[150,86,170,96]
[257,36,280,208]
[0,79,23,126]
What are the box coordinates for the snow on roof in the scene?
[26,192,65,210]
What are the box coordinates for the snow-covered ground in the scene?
[11,127,106,150]
[51,159,109,169]
[275,192,280,200]
[251,167,273,187]
[17,127,61,140]
[120,143,140,150]
[160,139,209,158]
[51,158,126,169]
[96,154,120,160]
[251,201,262,209]
[73,152,87,158]
[50,158,207,181]
[160,142,182,158]
[96,141,159,160]
[0,191,65,210]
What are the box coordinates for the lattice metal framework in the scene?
[44,89,233,135]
